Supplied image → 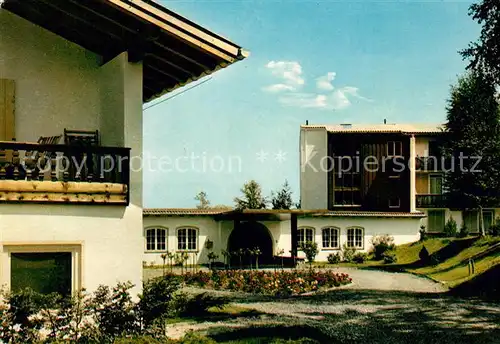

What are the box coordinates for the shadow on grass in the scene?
[206,288,500,344]
[451,263,500,300]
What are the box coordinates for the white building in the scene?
[0,0,246,295]
[146,122,500,265]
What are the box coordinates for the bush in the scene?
[444,217,458,237]
[488,220,500,236]
[419,245,430,263]
[327,252,341,264]
[371,235,396,260]
[299,241,319,265]
[458,223,469,238]
[341,243,356,263]
[419,225,427,242]
[352,252,368,264]
[382,250,397,264]
[175,292,228,317]
[139,275,182,327]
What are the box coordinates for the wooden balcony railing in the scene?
[416,194,450,208]
[0,141,130,204]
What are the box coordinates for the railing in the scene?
[0,141,131,204]
[416,194,450,208]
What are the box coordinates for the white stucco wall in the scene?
[300,127,328,209]
[0,204,143,295]
[143,215,422,264]
[0,12,144,294]
[0,10,101,141]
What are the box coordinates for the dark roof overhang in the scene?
[2,0,248,102]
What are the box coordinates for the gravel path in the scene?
[163,269,500,343]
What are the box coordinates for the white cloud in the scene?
[316,72,336,91]
[262,84,295,93]
[263,62,371,110]
[263,61,304,93]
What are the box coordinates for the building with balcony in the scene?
[0,0,246,295]
[146,123,498,265]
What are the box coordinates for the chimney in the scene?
[306,120,309,125]
[384,119,387,124]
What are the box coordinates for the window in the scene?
[387,141,402,157]
[322,227,339,249]
[429,175,443,194]
[11,252,72,296]
[483,210,495,232]
[177,227,198,251]
[428,210,445,232]
[346,227,364,249]
[297,227,315,247]
[145,227,167,251]
[463,211,479,232]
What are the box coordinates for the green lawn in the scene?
[315,236,500,288]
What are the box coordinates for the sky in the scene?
[143,0,480,209]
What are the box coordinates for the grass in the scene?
[167,304,261,325]
[314,236,500,288]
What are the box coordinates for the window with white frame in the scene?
[297,227,315,247]
[322,227,340,249]
[387,141,402,157]
[483,210,495,232]
[145,227,167,251]
[346,227,364,249]
[177,227,198,251]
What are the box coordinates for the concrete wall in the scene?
[300,127,328,209]
[415,137,430,157]
[143,215,422,264]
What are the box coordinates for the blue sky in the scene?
[143,0,479,208]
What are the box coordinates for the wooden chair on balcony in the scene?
[23,135,62,181]
[63,129,99,182]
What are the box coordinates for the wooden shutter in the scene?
[0,79,16,141]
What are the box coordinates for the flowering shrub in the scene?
[180,270,351,296]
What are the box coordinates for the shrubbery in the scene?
[0,276,185,343]
[327,252,341,264]
[352,252,368,264]
[458,223,469,238]
[444,217,458,237]
[341,243,356,263]
[382,250,397,264]
[371,235,396,260]
[181,270,351,296]
[419,246,430,263]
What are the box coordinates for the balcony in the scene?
[0,141,130,205]
[415,156,446,172]
[416,194,450,208]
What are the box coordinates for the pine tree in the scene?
[271,180,293,210]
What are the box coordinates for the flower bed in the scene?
[179,270,352,296]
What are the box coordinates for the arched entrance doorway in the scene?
[227,221,273,267]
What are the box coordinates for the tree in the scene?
[194,191,211,209]
[443,70,500,236]
[233,180,267,210]
[461,0,500,86]
[271,180,293,210]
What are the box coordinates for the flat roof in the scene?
[301,123,444,135]
[2,0,248,102]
